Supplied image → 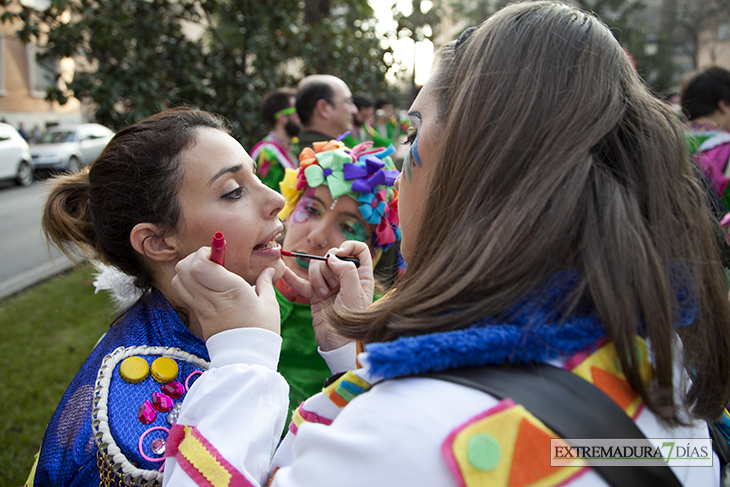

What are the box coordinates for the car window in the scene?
[89,126,112,139]
[40,131,75,143]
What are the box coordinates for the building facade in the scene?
[0,2,84,134]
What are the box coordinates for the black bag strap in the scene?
[425,363,683,487]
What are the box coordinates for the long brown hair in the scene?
[331,1,730,424]
[42,107,228,290]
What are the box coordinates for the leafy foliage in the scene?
[1,0,392,147]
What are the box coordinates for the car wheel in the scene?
[67,156,81,173]
[15,160,33,187]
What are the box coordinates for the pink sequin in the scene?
[161,380,185,399]
[138,400,157,424]
[151,392,174,413]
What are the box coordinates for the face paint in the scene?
[291,195,324,225]
[295,256,310,269]
[403,150,413,182]
[341,218,370,243]
[410,134,422,167]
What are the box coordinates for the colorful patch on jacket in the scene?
[165,424,255,487]
[563,338,652,418]
[323,370,372,407]
[288,371,372,435]
[442,399,586,487]
[92,346,208,486]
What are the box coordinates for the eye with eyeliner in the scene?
[222,186,245,200]
[341,218,369,242]
[404,125,418,146]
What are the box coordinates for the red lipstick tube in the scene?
[210,232,226,266]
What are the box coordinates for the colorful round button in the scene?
[119,356,149,384]
[467,433,502,471]
[150,357,178,383]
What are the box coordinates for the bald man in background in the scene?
[296,75,357,155]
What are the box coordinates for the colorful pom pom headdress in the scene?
[279,136,401,250]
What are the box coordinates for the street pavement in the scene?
[0,179,76,301]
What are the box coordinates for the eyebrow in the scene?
[305,196,369,228]
[341,211,369,228]
[208,164,243,186]
[304,195,326,206]
[407,110,422,122]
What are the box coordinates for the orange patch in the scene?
[327,390,348,407]
[591,366,637,410]
[508,418,554,487]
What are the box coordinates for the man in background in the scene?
[296,75,357,154]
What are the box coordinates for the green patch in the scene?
[0,264,116,486]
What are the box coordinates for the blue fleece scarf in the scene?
[365,270,698,380]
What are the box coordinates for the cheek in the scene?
[343,223,370,243]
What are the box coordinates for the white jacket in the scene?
[162,328,719,487]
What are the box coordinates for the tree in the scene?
[1,0,393,147]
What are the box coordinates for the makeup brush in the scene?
[281,250,360,268]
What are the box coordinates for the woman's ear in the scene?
[130,223,179,263]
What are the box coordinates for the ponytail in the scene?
[42,167,99,263]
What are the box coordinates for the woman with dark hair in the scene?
[168,3,730,486]
[32,107,291,486]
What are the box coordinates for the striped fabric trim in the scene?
[322,371,372,408]
[289,406,334,435]
[166,424,254,487]
[288,371,373,435]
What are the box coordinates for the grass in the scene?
[0,264,116,487]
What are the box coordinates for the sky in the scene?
[369,0,435,86]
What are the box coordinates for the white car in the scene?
[31,123,114,172]
[0,123,33,186]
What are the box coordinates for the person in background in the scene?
[18,122,30,142]
[166,2,730,486]
[371,98,407,148]
[31,124,43,144]
[250,88,301,191]
[295,75,357,154]
[351,93,375,143]
[682,67,730,209]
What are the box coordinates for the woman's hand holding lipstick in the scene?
[171,234,280,340]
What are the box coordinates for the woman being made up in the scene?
[32,108,294,486]
[167,2,730,486]
[275,139,399,416]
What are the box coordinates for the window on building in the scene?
[720,22,729,42]
[27,43,56,98]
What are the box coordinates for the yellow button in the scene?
[151,357,178,383]
[119,356,149,384]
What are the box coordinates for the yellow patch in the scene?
[178,425,233,486]
[445,401,584,487]
[569,339,652,417]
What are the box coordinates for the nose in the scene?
[394,172,402,192]
[263,185,286,219]
[307,218,332,251]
